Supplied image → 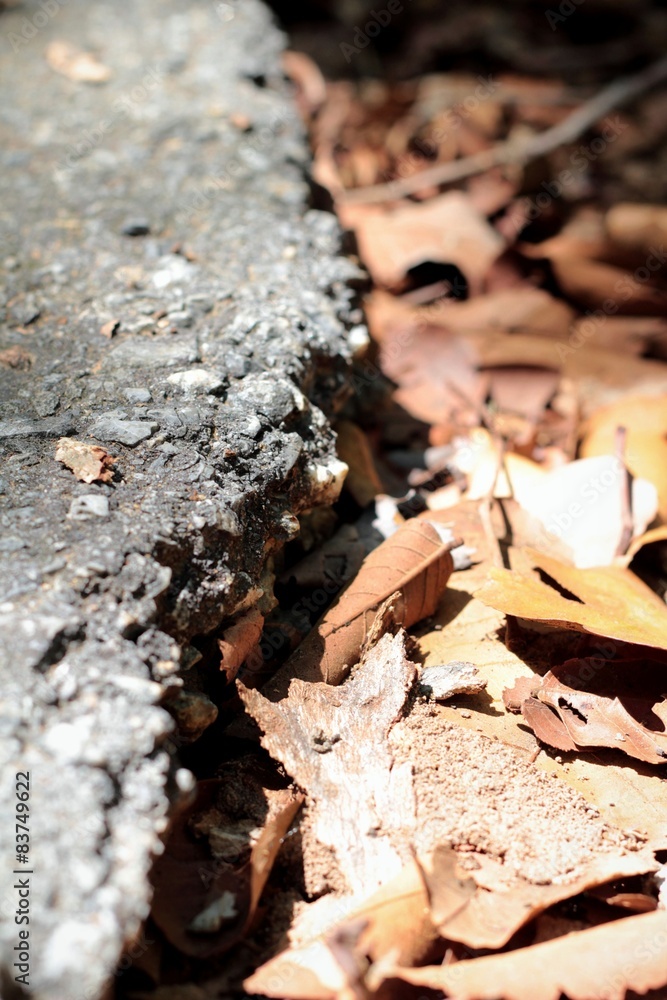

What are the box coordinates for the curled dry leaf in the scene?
[422,843,657,950]
[217,607,264,683]
[150,780,302,959]
[389,910,667,1000]
[45,40,112,83]
[264,517,456,697]
[55,437,115,484]
[335,420,384,508]
[513,671,667,765]
[476,548,667,652]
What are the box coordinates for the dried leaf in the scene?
[45,40,112,83]
[548,254,667,316]
[581,394,667,519]
[245,860,437,1000]
[240,631,418,897]
[55,437,115,484]
[521,672,667,765]
[348,191,503,293]
[606,202,667,254]
[416,287,576,341]
[509,455,658,568]
[217,607,264,683]
[416,503,667,842]
[335,420,384,508]
[389,910,667,1000]
[422,843,657,950]
[476,549,667,652]
[150,780,301,959]
[264,518,456,695]
[569,315,667,357]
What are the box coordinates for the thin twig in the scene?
[614,425,635,559]
[341,54,667,205]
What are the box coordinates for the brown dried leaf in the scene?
[523,672,667,765]
[150,780,301,959]
[265,518,455,695]
[240,631,418,897]
[45,40,112,83]
[244,859,436,1000]
[486,366,559,426]
[217,607,264,683]
[347,191,503,293]
[569,315,667,357]
[423,844,657,950]
[476,549,667,652]
[335,420,384,508]
[55,437,115,484]
[422,287,576,341]
[606,202,667,254]
[521,697,580,753]
[389,910,667,1000]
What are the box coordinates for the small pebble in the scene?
[121,218,150,236]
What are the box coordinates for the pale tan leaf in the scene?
[389,910,667,1000]
[350,191,503,293]
[423,844,657,950]
[476,549,667,651]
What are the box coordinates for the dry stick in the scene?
[341,54,667,205]
[615,425,635,559]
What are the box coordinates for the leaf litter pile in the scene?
[124,11,667,1000]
